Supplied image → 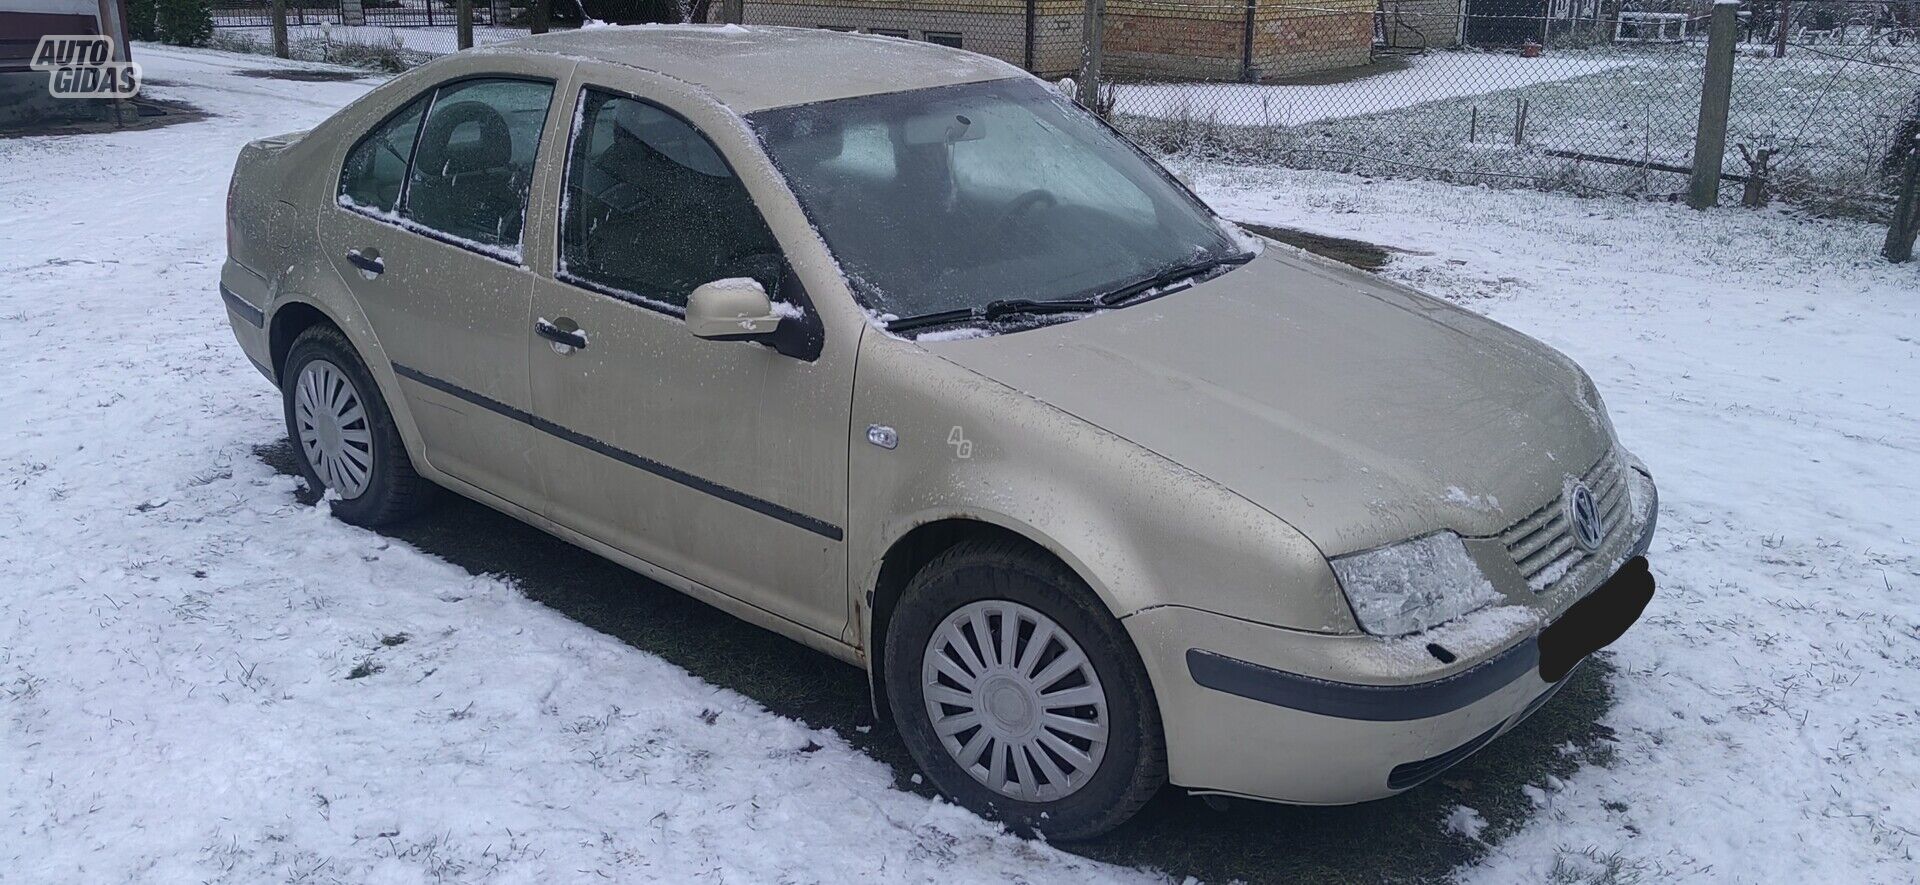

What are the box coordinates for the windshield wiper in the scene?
[1093,251,1256,308]
[885,297,1102,335]
[883,252,1254,336]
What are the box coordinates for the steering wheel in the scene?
[993,188,1059,232]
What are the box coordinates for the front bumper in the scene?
[1124,466,1657,804]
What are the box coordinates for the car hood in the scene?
[924,247,1613,556]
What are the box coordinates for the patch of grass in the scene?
[1547,845,1650,884]
[1235,220,1396,271]
[258,440,1622,883]
[204,28,426,73]
[346,658,383,680]
[235,68,368,82]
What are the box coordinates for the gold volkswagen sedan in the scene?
[220,26,1658,838]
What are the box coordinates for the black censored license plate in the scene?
[1537,556,1657,683]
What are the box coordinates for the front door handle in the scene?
[346,247,384,278]
[535,317,589,352]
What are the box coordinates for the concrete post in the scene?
[1239,0,1256,83]
[457,0,474,50]
[491,0,512,27]
[271,0,289,58]
[530,0,551,33]
[722,0,743,24]
[1884,144,1920,263]
[1078,0,1104,111]
[340,0,365,26]
[1773,0,1789,58]
[1688,1,1739,209]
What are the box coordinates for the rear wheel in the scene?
[281,325,435,526]
[885,538,1166,839]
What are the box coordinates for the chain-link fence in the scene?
[205,0,1920,216]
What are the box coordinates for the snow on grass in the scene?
[229,23,532,56]
[1126,44,1919,214]
[1187,160,1920,883]
[0,45,1152,884]
[1113,51,1635,126]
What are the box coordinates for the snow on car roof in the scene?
[481,24,1026,114]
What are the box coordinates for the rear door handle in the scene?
[534,317,588,351]
[346,248,384,277]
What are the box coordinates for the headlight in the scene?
[1330,532,1503,636]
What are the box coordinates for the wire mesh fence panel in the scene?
[212,0,517,30]
[211,1,346,27]
[1101,7,1719,198]
[1724,0,1920,214]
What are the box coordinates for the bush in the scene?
[127,0,158,41]
[155,0,213,47]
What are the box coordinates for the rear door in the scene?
[317,74,562,508]
[523,78,857,639]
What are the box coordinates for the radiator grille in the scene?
[1501,450,1630,593]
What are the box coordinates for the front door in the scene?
[526,85,854,639]
[318,76,560,508]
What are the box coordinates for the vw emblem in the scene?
[1566,482,1604,551]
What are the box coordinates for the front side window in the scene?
[559,88,785,312]
[403,78,554,258]
[338,95,428,214]
[748,78,1239,324]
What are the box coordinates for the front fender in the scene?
[849,330,1358,652]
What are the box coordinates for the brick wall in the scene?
[736,0,1378,83]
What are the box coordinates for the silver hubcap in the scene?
[294,360,374,499]
[921,600,1109,803]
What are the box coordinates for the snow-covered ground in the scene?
[1112,51,1634,125]
[4,42,1917,884]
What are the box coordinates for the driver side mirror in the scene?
[687,278,785,341]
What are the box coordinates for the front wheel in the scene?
[885,538,1166,839]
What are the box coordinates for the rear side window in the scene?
[338,96,428,214]
[558,88,784,312]
[403,78,555,257]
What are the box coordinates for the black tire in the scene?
[281,324,436,526]
[884,537,1166,840]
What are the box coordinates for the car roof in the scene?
[478,24,1027,113]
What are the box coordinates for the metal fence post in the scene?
[1240,0,1256,83]
[457,0,473,50]
[270,0,288,58]
[1078,0,1104,111]
[1024,0,1037,71]
[723,0,744,24]
[1689,1,1739,209]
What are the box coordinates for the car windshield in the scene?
[747,78,1241,325]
